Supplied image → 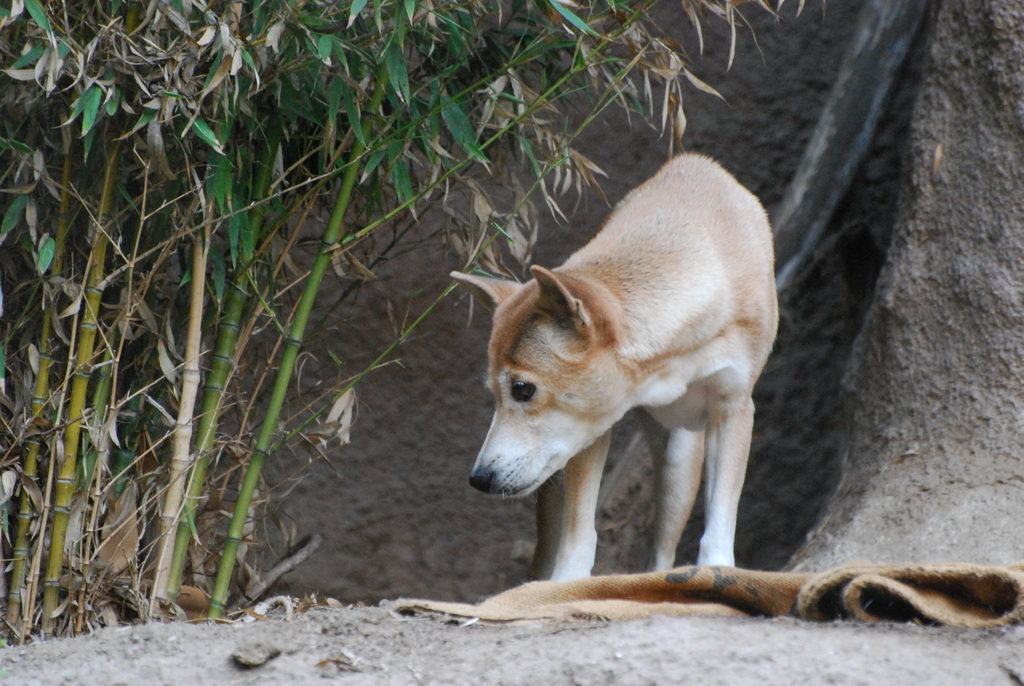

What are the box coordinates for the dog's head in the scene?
[452,265,629,497]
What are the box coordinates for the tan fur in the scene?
[452,154,777,581]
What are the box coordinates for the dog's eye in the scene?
[510,380,536,402]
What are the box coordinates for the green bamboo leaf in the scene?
[316,34,334,64]
[426,99,442,137]
[0,137,34,155]
[295,10,332,30]
[80,86,103,136]
[36,236,55,274]
[279,80,319,124]
[362,148,386,178]
[390,155,413,205]
[11,44,45,70]
[520,136,543,179]
[343,87,364,147]
[83,127,98,156]
[23,0,52,34]
[2,194,29,235]
[372,0,385,31]
[549,1,597,36]
[384,38,410,104]
[68,93,87,120]
[242,218,256,263]
[209,243,226,303]
[331,41,349,72]
[327,76,344,124]
[211,155,233,211]
[201,52,226,95]
[347,0,368,27]
[441,99,486,160]
[405,0,417,20]
[234,211,255,262]
[190,118,224,152]
[127,108,157,137]
[105,86,121,116]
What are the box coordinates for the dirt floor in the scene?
[7,603,1024,685]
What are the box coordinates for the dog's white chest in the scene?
[637,347,752,432]
[644,384,710,431]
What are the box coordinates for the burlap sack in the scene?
[397,561,1024,628]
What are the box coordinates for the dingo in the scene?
[452,154,777,581]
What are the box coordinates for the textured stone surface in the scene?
[796,0,1024,571]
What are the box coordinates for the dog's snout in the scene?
[469,468,498,494]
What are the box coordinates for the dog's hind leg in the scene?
[546,429,612,582]
[648,423,704,571]
[528,476,563,580]
[698,396,754,566]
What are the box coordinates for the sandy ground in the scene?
[7,603,1024,686]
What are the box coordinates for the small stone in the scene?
[231,642,282,668]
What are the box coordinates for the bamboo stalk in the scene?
[165,122,283,604]
[207,78,388,618]
[6,154,74,631]
[73,344,118,635]
[79,347,114,490]
[150,232,208,611]
[75,158,156,629]
[19,409,60,640]
[40,140,121,636]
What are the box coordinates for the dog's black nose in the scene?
[469,468,497,494]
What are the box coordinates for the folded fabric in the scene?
[396,561,1024,628]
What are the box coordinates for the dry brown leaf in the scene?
[27,342,39,376]
[94,485,140,576]
[98,601,120,627]
[157,340,179,384]
[344,252,379,281]
[146,117,176,181]
[683,67,725,100]
[0,471,17,505]
[177,585,211,620]
[328,389,356,445]
[17,472,44,512]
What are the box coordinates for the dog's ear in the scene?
[530,265,591,328]
[450,271,518,309]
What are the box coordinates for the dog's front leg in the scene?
[650,427,705,570]
[528,476,564,580]
[698,396,755,566]
[546,430,612,582]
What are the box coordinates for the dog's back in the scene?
[562,154,776,372]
